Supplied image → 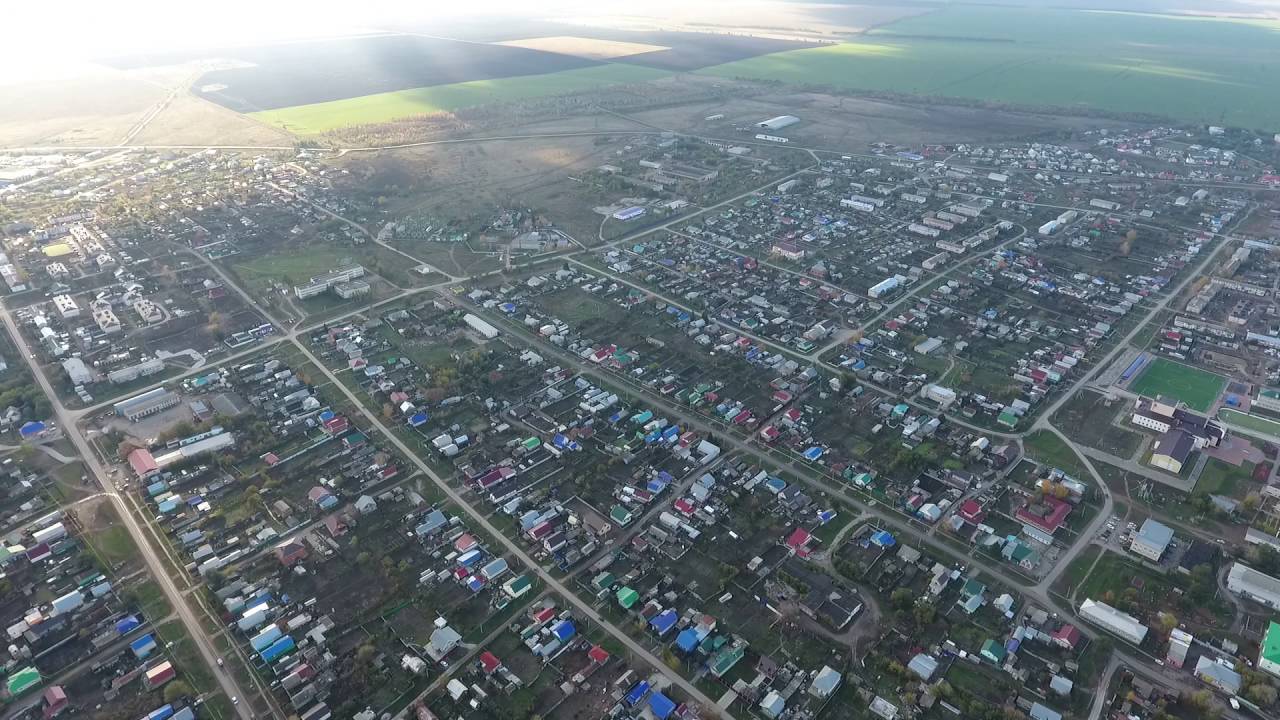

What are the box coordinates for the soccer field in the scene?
[252,64,668,134]
[696,7,1280,128]
[1128,358,1225,412]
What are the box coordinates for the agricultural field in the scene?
[192,34,602,113]
[252,64,669,135]
[1128,358,1226,412]
[697,6,1280,128]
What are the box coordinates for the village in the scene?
[0,116,1279,720]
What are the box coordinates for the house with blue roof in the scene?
[649,609,678,637]
[648,692,677,720]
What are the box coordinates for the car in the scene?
[231,697,239,705]
[216,659,224,667]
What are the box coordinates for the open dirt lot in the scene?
[128,91,295,146]
[0,66,164,147]
[336,133,628,244]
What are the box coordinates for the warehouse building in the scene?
[612,206,646,221]
[1079,598,1148,644]
[1226,562,1280,610]
[756,115,799,132]
[113,388,180,421]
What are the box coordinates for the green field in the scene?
[1129,358,1225,412]
[228,246,360,293]
[1219,408,1280,441]
[252,64,669,134]
[697,7,1280,128]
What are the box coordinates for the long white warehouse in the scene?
[757,115,799,132]
[1079,598,1148,645]
[1226,562,1280,610]
[464,313,500,340]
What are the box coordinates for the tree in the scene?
[890,588,914,613]
[1188,564,1214,602]
[912,601,937,626]
[163,680,192,704]
[1246,683,1278,706]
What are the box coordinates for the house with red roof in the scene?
[274,539,309,567]
[127,448,159,480]
[1051,624,1081,650]
[478,651,502,675]
[1015,495,1072,536]
[588,645,610,664]
[957,499,986,524]
[784,527,818,559]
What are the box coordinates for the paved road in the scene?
[288,340,736,718]
[0,307,262,720]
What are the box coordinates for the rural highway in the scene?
[0,307,261,720]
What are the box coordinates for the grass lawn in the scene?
[697,6,1280,128]
[1075,552,1171,606]
[1023,430,1087,477]
[1128,358,1225,412]
[252,64,669,134]
[1052,391,1142,458]
[130,579,173,621]
[1053,544,1102,595]
[92,526,138,567]
[1194,458,1254,498]
[227,246,363,294]
[1218,408,1280,441]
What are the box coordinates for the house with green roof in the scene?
[957,578,987,614]
[980,639,1007,665]
[6,666,41,696]
[1261,621,1280,679]
[616,587,640,609]
[709,644,746,678]
[610,505,634,526]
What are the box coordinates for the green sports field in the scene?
[252,64,669,134]
[1129,357,1226,412]
[1218,408,1280,441]
[696,7,1280,128]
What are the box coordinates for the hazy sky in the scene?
[6,0,1278,80]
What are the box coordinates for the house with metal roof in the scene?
[1130,519,1174,562]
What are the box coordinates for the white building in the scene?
[61,357,96,385]
[868,276,901,299]
[1129,519,1174,562]
[1167,628,1192,668]
[1226,562,1280,610]
[1079,598,1148,645]
[92,304,121,334]
[463,314,499,339]
[52,294,79,319]
[294,265,365,299]
[756,115,799,132]
[132,298,163,324]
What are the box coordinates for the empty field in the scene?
[1129,358,1225,412]
[495,36,670,60]
[191,34,602,112]
[252,64,668,134]
[696,7,1280,128]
